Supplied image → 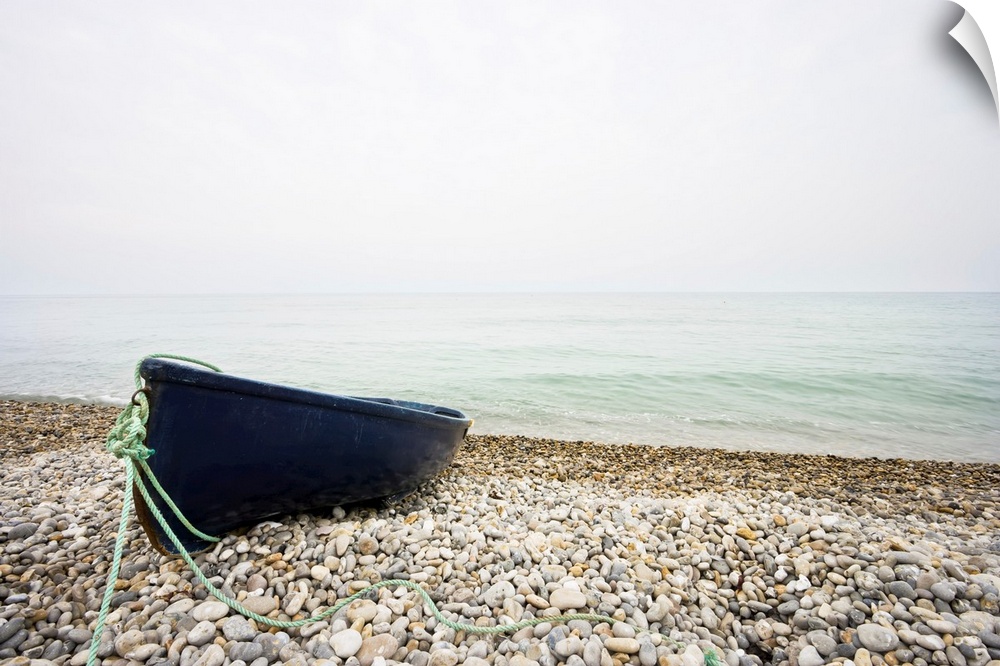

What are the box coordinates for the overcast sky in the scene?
[1,1,997,294]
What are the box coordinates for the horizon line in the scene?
[1,289,998,298]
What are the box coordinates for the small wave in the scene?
[0,393,128,407]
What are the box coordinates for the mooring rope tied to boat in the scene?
[90,354,722,666]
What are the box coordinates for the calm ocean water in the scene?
[0,293,997,462]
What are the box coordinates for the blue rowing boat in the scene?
[133,358,473,553]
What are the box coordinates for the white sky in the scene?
[1,1,997,294]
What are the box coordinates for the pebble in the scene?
[166,598,196,614]
[681,644,704,666]
[6,522,39,540]
[222,616,256,641]
[240,595,277,616]
[638,641,656,666]
[604,637,640,654]
[229,641,264,662]
[857,624,900,653]
[550,589,588,611]
[797,645,825,666]
[946,645,968,666]
[807,630,837,656]
[465,659,490,666]
[2,403,1000,666]
[582,639,602,666]
[0,619,26,644]
[928,619,959,635]
[915,633,947,651]
[254,632,287,661]
[192,601,230,622]
[193,643,225,666]
[484,581,516,608]
[186,620,217,647]
[356,635,399,666]
[358,535,379,555]
[125,643,161,661]
[330,629,364,658]
[555,636,583,657]
[429,648,459,666]
[854,648,873,666]
[66,629,92,644]
[887,581,917,600]
[247,573,268,592]
[612,622,636,638]
[932,582,958,602]
[113,629,144,657]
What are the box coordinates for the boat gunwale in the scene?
[140,358,473,430]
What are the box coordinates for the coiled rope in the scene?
[88,354,720,666]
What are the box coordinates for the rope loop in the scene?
[105,401,153,461]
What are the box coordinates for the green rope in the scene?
[129,353,222,391]
[88,354,721,666]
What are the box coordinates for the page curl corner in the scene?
[949,1,999,125]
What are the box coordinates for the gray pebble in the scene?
[408,651,431,666]
[555,636,583,658]
[240,596,277,616]
[330,629,363,659]
[222,616,256,642]
[836,642,857,658]
[945,645,967,666]
[777,600,799,615]
[888,552,930,566]
[0,618,25,644]
[67,628,92,644]
[484,581,515,608]
[42,639,67,659]
[928,619,959,635]
[857,624,900,652]
[186,620,218,647]
[193,643,226,666]
[125,643,162,661]
[887,581,917,600]
[429,648,459,666]
[932,582,958,603]
[638,640,657,666]
[230,642,264,662]
[7,522,39,540]
[797,645,824,666]
[915,633,946,651]
[583,638,603,666]
[313,642,337,659]
[464,659,490,666]
[21,645,45,664]
[192,601,230,623]
[254,632,288,661]
[807,630,837,656]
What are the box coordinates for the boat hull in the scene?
[135,358,472,553]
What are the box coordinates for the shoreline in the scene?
[3,397,998,467]
[2,401,999,666]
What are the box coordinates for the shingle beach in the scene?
[2,401,999,666]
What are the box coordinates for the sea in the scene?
[1,293,997,462]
